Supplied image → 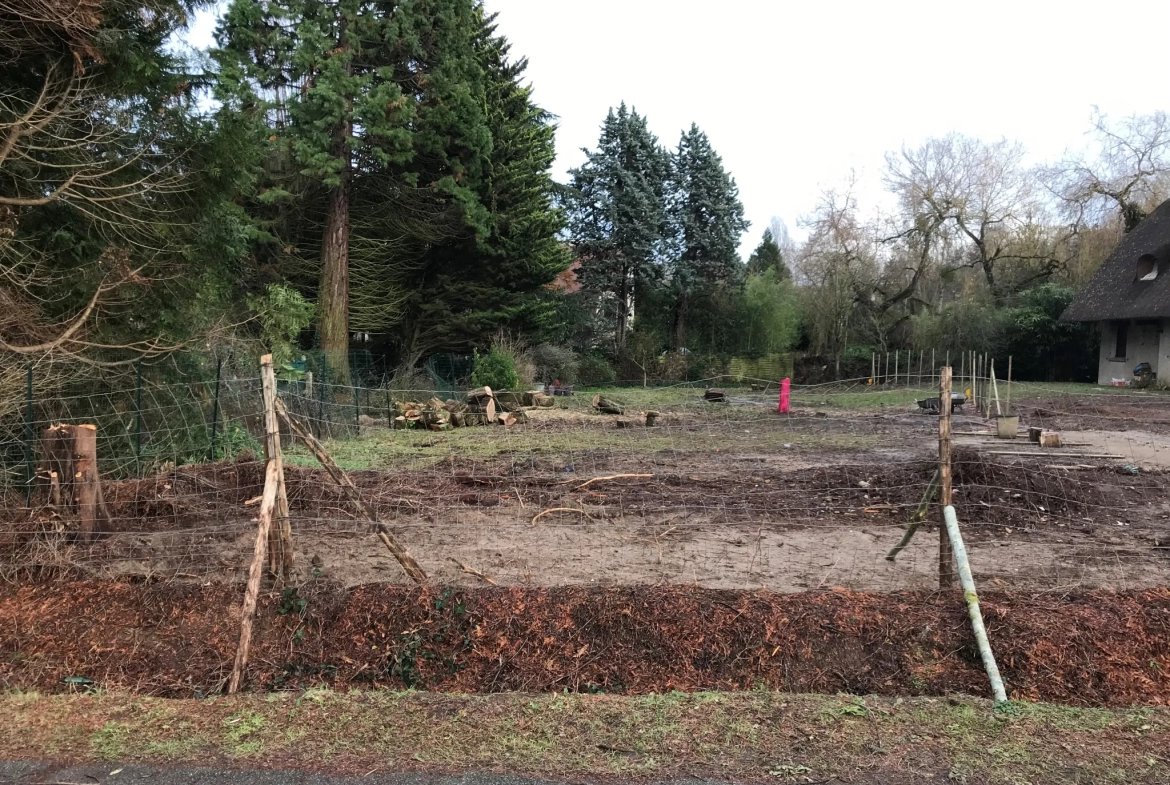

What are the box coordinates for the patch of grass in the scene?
[284,416,876,470]
[222,711,266,757]
[4,691,1167,783]
[90,721,131,759]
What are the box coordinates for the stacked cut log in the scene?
[389,386,539,429]
[592,394,625,415]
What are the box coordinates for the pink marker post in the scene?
[778,378,791,414]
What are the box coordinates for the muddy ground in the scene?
[4,393,1170,592]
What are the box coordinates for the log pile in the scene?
[391,386,541,430]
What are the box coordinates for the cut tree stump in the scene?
[1039,431,1063,448]
[704,388,727,402]
[499,412,517,428]
[645,411,659,427]
[42,423,109,540]
[592,394,624,415]
[533,393,555,408]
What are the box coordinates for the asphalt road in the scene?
[0,762,737,785]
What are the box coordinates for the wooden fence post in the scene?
[938,366,955,588]
[229,459,280,694]
[260,355,294,578]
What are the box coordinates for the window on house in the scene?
[1137,254,1158,281]
[1115,321,1129,359]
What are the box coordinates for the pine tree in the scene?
[213,0,492,380]
[667,124,748,349]
[746,228,789,278]
[381,7,570,363]
[566,104,671,355]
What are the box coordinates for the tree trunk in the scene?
[673,291,688,351]
[319,176,351,384]
[317,20,354,385]
[615,263,631,355]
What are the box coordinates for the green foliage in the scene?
[911,296,1009,357]
[746,228,789,278]
[533,344,579,385]
[577,354,618,386]
[471,347,519,391]
[910,285,1096,382]
[247,284,314,366]
[1004,284,1097,382]
[742,271,801,356]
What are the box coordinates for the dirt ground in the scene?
[5,392,1170,592]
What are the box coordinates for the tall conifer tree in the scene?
[667,124,748,349]
[566,104,671,354]
[746,228,788,278]
[213,0,492,380]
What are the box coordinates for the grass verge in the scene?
[2,690,1166,783]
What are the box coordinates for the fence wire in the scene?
[2,363,1169,595]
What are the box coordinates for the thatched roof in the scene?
[1062,199,1170,322]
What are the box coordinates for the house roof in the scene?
[1062,198,1170,322]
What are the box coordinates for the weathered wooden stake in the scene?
[275,398,427,584]
[991,360,1001,416]
[228,459,280,694]
[894,351,899,387]
[1006,356,1012,415]
[938,366,955,588]
[260,355,294,578]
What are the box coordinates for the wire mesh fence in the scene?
[2,355,1169,596]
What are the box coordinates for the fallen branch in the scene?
[275,398,427,584]
[573,473,653,491]
[531,507,591,525]
[885,469,940,562]
[448,557,498,585]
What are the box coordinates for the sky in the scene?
[184,0,1170,252]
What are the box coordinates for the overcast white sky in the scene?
[185,0,1170,251]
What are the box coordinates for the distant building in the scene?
[1063,199,1170,386]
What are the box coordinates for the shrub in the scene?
[471,347,519,391]
[577,353,617,386]
[246,283,314,366]
[533,344,578,384]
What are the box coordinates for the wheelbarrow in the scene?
[917,392,967,414]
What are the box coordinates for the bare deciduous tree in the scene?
[1046,109,1170,232]
[795,180,876,369]
[886,134,1069,301]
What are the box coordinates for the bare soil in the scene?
[4,395,1170,592]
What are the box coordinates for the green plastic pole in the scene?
[25,364,33,507]
[208,357,223,461]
